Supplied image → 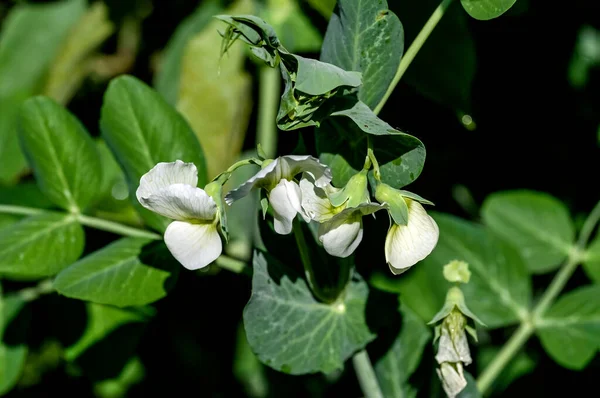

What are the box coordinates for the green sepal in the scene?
[329,169,369,208]
[375,183,408,226]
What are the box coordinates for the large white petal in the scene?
[140,184,217,221]
[269,179,302,235]
[299,178,339,222]
[164,221,222,270]
[318,215,363,258]
[385,200,439,274]
[136,160,198,203]
[225,158,280,204]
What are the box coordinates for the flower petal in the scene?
[385,200,439,274]
[164,221,222,270]
[140,184,217,221]
[436,362,467,398]
[225,155,332,204]
[435,326,472,365]
[299,178,339,222]
[269,179,302,235]
[319,215,363,258]
[136,160,198,203]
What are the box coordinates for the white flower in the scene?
[436,362,468,398]
[384,199,439,274]
[136,160,222,270]
[225,155,332,234]
[299,177,384,257]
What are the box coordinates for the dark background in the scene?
[2,0,600,396]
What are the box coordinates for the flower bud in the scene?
[329,169,370,208]
[443,260,471,284]
[436,362,467,398]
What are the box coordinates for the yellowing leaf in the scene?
[43,2,114,104]
[177,0,253,179]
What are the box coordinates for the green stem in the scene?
[475,321,535,394]
[373,0,454,115]
[256,66,280,158]
[476,199,600,394]
[215,254,250,275]
[352,349,384,398]
[0,204,44,216]
[293,220,329,303]
[77,214,161,240]
[14,278,56,302]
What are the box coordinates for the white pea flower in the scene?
[299,175,384,258]
[136,160,223,270]
[225,155,332,235]
[384,199,439,274]
[375,183,439,274]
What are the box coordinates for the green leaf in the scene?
[54,238,178,307]
[583,236,600,283]
[0,213,84,280]
[460,0,517,20]
[392,1,475,113]
[0,294,29,396]
[304,0,336,19]
[316,117,426,189]
[481,190,575,274]
[153,0,223,104]
[177,0,253,179]
[319,153,358,187]
[43,2,114,104]
[537,285,600,370]
[243,251,375,374]
[0,182,55,209]
[100,75,207,232]
[320,0,403,110]
[292,55,362,96]
[19,96,103,212]
[374,304,432,398]
[0,0,85,98]
[93,357,145,398]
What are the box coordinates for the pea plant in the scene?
[1,0,599,397]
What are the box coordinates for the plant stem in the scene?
[77,214,161,240]
[476,321,535,394]
[0,204,44,216]
[373,0,454,115]
[293,220,329,303]
[215,254,249,275]
[352,349,384,398]
[14,278,56,302]
[256,66,280,158]
[476,199,600,394]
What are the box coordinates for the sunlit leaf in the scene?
[460,0,517,20]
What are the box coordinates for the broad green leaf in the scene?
[0,295,29,396]
[481,190,575,274]
[0,213,84,280]
[54,238,178,308]
[319,153,358,187]
[292,55,361,96]
[153,0,223,104]
[374,304,432,398]
[320,0,403,110]
[243,251,375,374]
[0,182,55,209]
[460,0,517,20]
[477,347,535,393]
[100,75,207,232]
[19,96,103,212]
[537,285,600,369]
[0,97,28,184]
[0,0,85,97]
[177,0,253,179]
[395,213,531,328]
[583,235,600,283]
[264,0,322,53]
[43,2,114,104]
[316,117,426,189]
[392,1,475,112]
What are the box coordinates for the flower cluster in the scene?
[136,155,439,274]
